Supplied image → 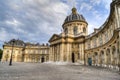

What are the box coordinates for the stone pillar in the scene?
[49,47,52,61]
[115,4,120,28]
[57,45,59,61]
[79,44,82,60]
[51,47,53,61]
[60,43,64,62]
[69,44,71,62]
[118,32,120,71]
[104,49,107,67]
[110,48,113,68]
[81,44,84,61]
[98,51,101,66]
[66,43,71,62]
[1,50,6,62]
[114,44,118,68]
[79,43,84,64]
[85,53,88,65]
[50,46,54,61]
[54,46,56,62]
[58,44,60,61]
[53,46,55,61]
[56,45,58,61]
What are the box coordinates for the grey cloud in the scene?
[0,0,69,45]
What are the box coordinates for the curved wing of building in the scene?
[49,0,120,69]
[84,0,120,68]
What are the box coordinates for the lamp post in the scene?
[9,39,15,66]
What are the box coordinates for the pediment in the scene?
[49,34,60,42]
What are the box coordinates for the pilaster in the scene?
[60,43,64,62]
[118,32,120,71]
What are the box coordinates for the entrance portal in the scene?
[41,56,44,63]
[88,58,92,66]
[72,53,75,63]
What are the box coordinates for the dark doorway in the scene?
[41,56,44,63]
[88,58,92,66]
[72,53,75,63]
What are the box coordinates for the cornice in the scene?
[85,28,119,52]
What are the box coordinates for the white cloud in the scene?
[0,28,18,42]
[5,18,22,27]
[67,0,77,7]
[0,0,70,44]
[0,0,112,47]
[102,0,112,9]
[90,0,101,6]
[80,3,92,11]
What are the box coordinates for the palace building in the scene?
[1,0,120,69]
[2,39,49,63]
[49,0,120,69]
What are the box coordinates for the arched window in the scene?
[73,27,77,35]
[64,28,68,35]
[83,27,86,33]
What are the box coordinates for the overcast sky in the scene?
[0,0,112,48]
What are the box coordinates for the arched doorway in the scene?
[72,53,75,63]
[88,57,92,66]
[41,56,44,63]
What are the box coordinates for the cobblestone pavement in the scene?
[0,62,119,80]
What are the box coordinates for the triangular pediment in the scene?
[49,34,60,42]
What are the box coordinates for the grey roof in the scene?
[5,39,25,46]
[4,39,49,47]
[63,8,87,24]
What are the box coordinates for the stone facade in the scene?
[2,39,49,63]
[85,0,120,68]
[49,0,120,69]
[1,0,120,70]
[49,7,88,63]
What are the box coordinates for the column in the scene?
[110,48,113,68]
[57,45,59,61]
[104,49,107,67]
[50,46,53,61]
[115,44,118,68]
[49,47,51,61]
[81,44,84,61]
[67,43,70,62]
[53,46,55,61]
[115,4,120,28]
[57,44,60,61]
[118,32,120,71]
[85,53,88,65]
[69,44,72,62]
[60,43,64,61]
[79,44,82,60]
[98,51,101,66]
[51,47,53,61]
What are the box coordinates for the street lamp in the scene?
[9,39,15,66]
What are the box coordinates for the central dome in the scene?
[63,7,87,25]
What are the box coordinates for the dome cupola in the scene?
[63,7,87,26]
[62,7,88,37]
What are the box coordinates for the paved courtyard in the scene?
[0,62,119,80]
